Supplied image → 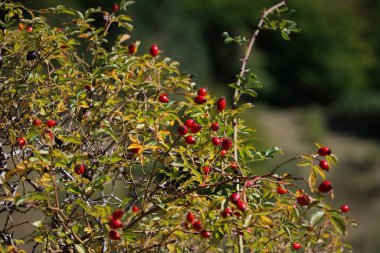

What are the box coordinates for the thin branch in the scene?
[232,1,287,252]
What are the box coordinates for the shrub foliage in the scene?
[0,1,354,252]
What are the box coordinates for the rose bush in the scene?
[0,1,354,252]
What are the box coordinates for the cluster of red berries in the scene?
[316,147,333,194]
[109,209,125,240]
[127,43,158,57]
[229,192,247,212]
[184,212,211,238]
[318,146,332,171]
[294,146,350,214]
[16,118,57,148]
[194,87,208,104]
[18,23,33,32]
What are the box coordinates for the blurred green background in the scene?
[17,0,380,251]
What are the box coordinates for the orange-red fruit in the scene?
[192,220,203,231]
[158,93,169,103]
[109,219,123,229]
[221,138,232,150]
[198,88,207,96]
[211,122,220,131]
[292,243,302,250]
[277,186,288,195]
[236,200,246,211]
[318,180,332,193]
[319,160,329,171]
[216,97,226,111]
[112,3,119,12]
[46,119,56,128]
[200,230,211,238]
[74,164,85,175]
[132,205,139,213]
[178,125,188,136]
[211,136,221,146]
[318,146,331,156]
[150,44,159,57]
[185,135,196,145]
[33,119,42,126]
[220,150,228,156]
[128,44,137,54]
[203,166,211,175]
[186,212,195,223]
[340,205,350,213]
[296,194,311,206]
[109,230,121,240]
[230,192,240,203]
[221,207,233,218]
[17,137,27,147]
[184,119,195,128]
[190,123,201,133]
[112,209,125,220]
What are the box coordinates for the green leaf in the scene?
[74,244,87,253]
[243,88,257,98]
[310,210,324,226]
[330,212,347,237]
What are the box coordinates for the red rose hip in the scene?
[230,192,240,203]
[197,88,208,96]
[211,122,220,131]
[132,205,139,213]
[318,146,331,156]
[192,220,203,231]
[277,186,288,195]
[200,230,211,238]
[319,160,329,171]
[74,164,85,175]
[185,135,196,145]
[109,230,121,240]
[128,44,137,54]
[236,200,246,211]
[216,97,226,111]
[186,212,195,223]
[190,123,201,133]
[158,93,169,103]
[150,44,159,57]
[202,166,211,175]
[194,95,206,104]
[109,219,123,229]
[112,3,119,12]
[340,205,350,213]
[318,180,333,193]
[17,137,27,147]
[296,194,311,206]
[33,119,42,126]
[112,209,125,220]
[46,119,56,128]
[178,125,188,136]
[221,138,232,150]
[211,136,221,146]
[184,119,195,128]
[221,207,233,218]
[292,243,302,250]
